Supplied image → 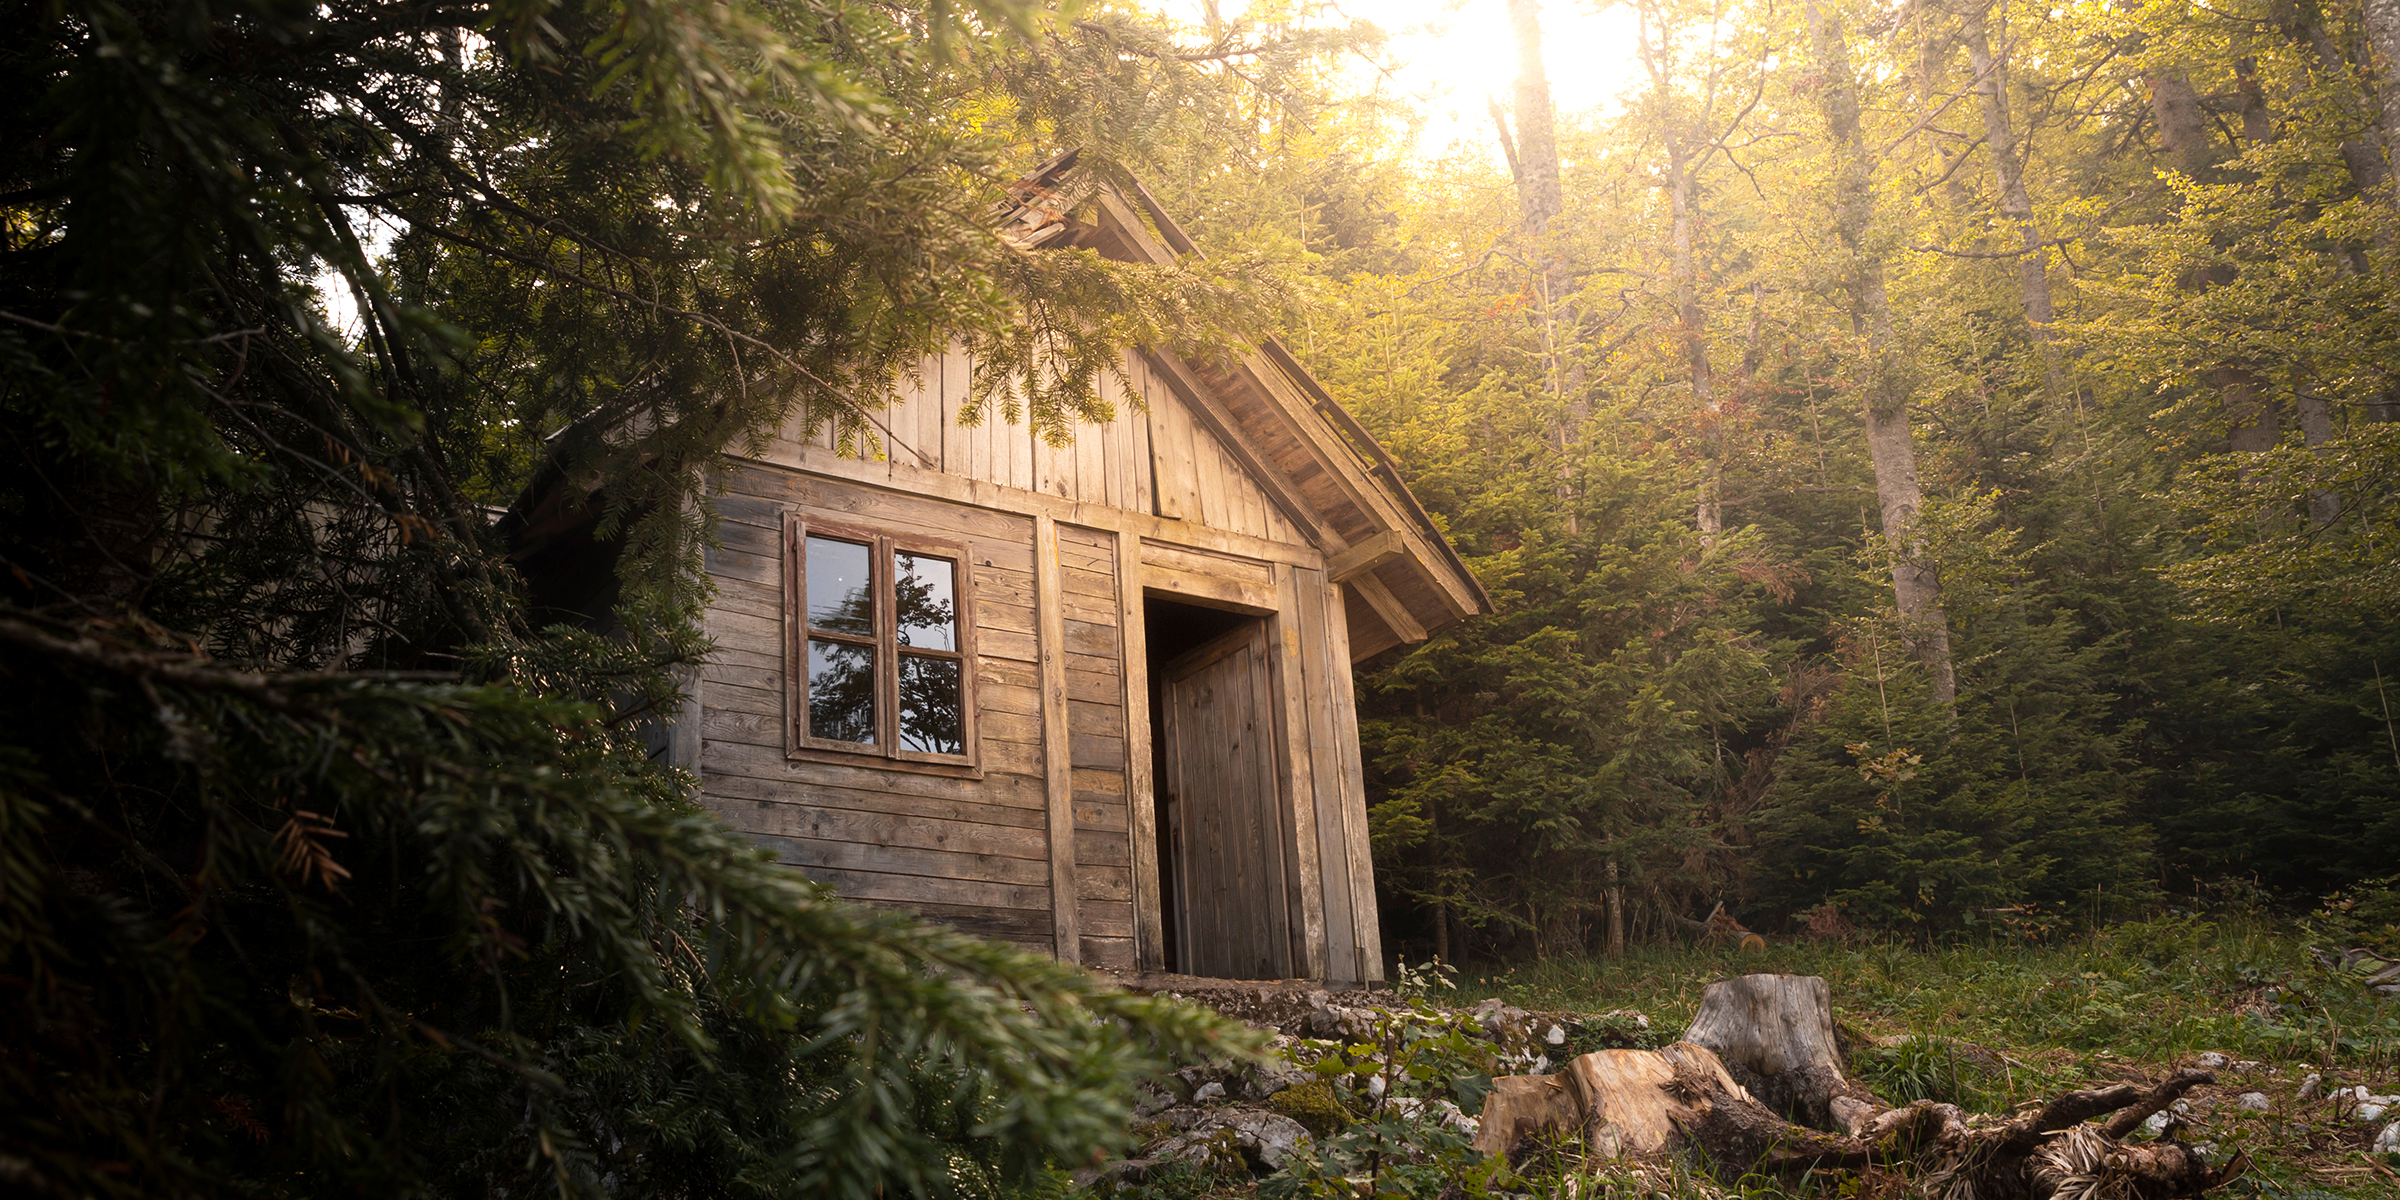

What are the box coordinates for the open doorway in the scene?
[1144,595,1292,979]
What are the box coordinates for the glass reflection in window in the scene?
[894,552,956,650]
[806,536,873,635]
[807,638,875,744]
[898,654,963,754]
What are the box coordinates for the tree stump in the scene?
[1470,976,2240,1198]
[1679,973,1880,1132]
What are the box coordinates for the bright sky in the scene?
[1189,0,1647,159]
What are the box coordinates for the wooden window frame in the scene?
[783,515,980,774]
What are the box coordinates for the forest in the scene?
[3,0,2397,1195]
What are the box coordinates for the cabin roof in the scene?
[994,150,1492,654]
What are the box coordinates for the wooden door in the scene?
[1159,621,1292,979]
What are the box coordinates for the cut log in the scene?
[1679,973,1880,1132]
[1467,1074,1579,1158]
[1558,1042,1746,1158]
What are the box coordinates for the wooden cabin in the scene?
[644,157,1487,984]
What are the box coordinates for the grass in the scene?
[1449,911,2398,1085]
[1071,911,2400,1200]
[1446,911,2400,1196]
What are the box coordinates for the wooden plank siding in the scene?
[699,465,1058,954]
[770,341,1316,548]
[681,322,1413,982]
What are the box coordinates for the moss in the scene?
[1267,1080,1351,1138]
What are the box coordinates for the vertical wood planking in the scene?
[1293,567,1358,982]
[1325,582,1382,982]
[1077,412,1106,507]
[941,343,971,476]
[1117,530,1163,971]
[1130,366,1156,516]
[1035,515,1080,962]
[1269,564,1328,980]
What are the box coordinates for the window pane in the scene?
[805,536,873,635]
[807,638,876,744]
[894,552,956,651]
[898,654,963,755]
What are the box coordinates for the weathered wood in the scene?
[853,896,1050,943]
[1680,973,1881,1132]
[1116,527,1166,972]
[1471,1075,1581,1158]
[1159,621,1291,979]
[731,802,1048,862]
[793,863,1050,912]
[706,774,1045,826]
[751,832,1050,886]
[1036,515,1079,964]
[1323,582,1381,981]
[1140,561,1276,613]
[1560,1043,1751,1159]
[742,438,1329,567]
[702,756,1043,809]
[1349,573,1428,646]
[1269,563,1327,980]
[1325,531,1405,583]
[1141,348,1332,547]
[1294,569,1358,983]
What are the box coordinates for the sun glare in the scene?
[1179,1,1646,160]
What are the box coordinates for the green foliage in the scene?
[1853,1037,1990,1111]
[2,0,1350,1196]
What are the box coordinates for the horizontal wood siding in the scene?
[1059,523,1135,972]
[700,464,1055,953]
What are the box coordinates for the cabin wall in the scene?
[694,356,1388,983]
[777,346,1301,547]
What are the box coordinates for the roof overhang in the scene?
[994,151,1493,659]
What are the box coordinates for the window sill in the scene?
[784,743,983,779]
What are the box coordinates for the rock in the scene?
[2194,1051,2229,1070]
[1191,1081,1226,1105]
[1070,1158,1159,1189]
[2374,1121,2400,1155]
[1152,1109,1313,1173]
[1133,1081,1176,1117]
[1149,1106,1213,1131]
[2235,1091,2270,1112]
[1242,1055,1307,1100]
[2139,1112,2173,1138]
[1545,1024,1567,1046]
[2360,1101,2389,1122]
[1151,1126,1246,1174]
[2297,1073,2323,1100]
[1386,1096,1477,1135]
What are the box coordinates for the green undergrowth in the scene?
[1066,913,2399,1200]
[1456,912,2399,1083]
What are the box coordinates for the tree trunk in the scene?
[2368,0,2400,194]
[1639,0,1725,538]
[2138,36,2282,452]
[1959,2,2065,396]
[1807,0,1958,708]
[1604,858,1626,958]
[1502,0,1581,532]
[1679,974,1881,1133]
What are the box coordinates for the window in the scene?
[785,519,975,767]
